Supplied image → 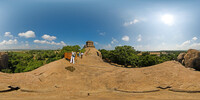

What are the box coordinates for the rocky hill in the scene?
[1,48,200,100]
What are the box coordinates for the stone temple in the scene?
[0,52,8,70]
[84,41,95,48]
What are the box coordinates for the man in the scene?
[70,51,75,64]
[80,52,83,59]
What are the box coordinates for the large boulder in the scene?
[184,49,200,70]
[177,53,186,64]
[0,52,8,70]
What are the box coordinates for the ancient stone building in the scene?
[84,41,95,48]
[0,52,8,70]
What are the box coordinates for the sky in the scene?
[0,0,200,51]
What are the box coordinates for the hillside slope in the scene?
[1,48,200,100]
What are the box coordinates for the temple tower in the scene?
[84,41,95,48]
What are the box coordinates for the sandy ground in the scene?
[1,48,200,100]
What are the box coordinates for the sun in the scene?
[161,14,174,26]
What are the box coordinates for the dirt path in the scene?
[1,48,200,100]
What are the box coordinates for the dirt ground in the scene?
[1,48,200,100]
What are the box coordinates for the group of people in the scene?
[70,51,84,64]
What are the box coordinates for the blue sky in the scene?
[0,0,200,51]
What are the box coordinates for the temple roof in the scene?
[86,40,93,43]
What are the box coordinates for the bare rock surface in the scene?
[1,48,200,99]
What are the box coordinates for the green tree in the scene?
[99,49,110,59]
[110,45,137,66]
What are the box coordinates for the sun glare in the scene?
[161,14,174,26]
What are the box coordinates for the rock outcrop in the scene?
[2,48,200,99]
[177,53,186,64]
[184,49,200,70]
[0,52,8,70]
[177,49,200,70]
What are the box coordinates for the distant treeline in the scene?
[1,45,185,73]
[1,45,85,73]
[99,45,185,68]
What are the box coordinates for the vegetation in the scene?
[1,44,184,73]
[99,45,185,68]
[1,45,85,73]
[60,45,86,57]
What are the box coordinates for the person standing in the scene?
[70,51,75,64]
[81,52,84,59]
[70,51,73,63]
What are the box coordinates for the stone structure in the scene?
[0,52,8,70]
[84,41,95,48]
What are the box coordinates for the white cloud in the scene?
[51,41,60,45]
[99,32,106,36]
[60,41,67,46]
[176,38,199,50]
[18,30,36,38]
[176,40,191,50]
[34,40,49,44]
[122,35,129,41]
[0,39,18,45]
[102,44,112,50]
[124,19,139,26]
[176,40,200,50]
[192,37,198,41]
[111,37,118,44]
[190,43,200,49]
[94,42,98,45]
[137,34,142,42]
[133,19,139,24]
[42,34,57,41]
[4,32,13,38]
[34,40,66,46]
[180,40,191,47]
[34,34,66,47]
[51,41,66,46]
